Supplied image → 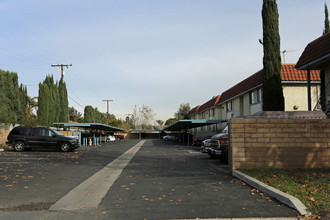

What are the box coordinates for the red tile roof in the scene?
[296,32,330,69]
[188,64,320,117]
[219,64,320,105]
[187,105,200,117]
[282,64,320,81]
[187,95,221,117]
[219,70,263,104]
[198,95,221,112]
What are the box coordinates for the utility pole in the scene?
[103,99,113,125]
[51,64,72,78]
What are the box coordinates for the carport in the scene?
[53,123,126,146]
[128,130,162,139]
[163,119,227,145]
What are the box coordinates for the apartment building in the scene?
[187,64,321,137]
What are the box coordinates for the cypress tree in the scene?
[0,70,10,123]
[262,0,284,111]
[1,70,20,124]
[84,106,93,122]
[58,76,69,122]
[38,82,49,126]
[0,70,31,125]
[18,84,29,124]
[38,75,59,126]
[324,3,330,35]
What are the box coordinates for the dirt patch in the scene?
[0,202,55,211]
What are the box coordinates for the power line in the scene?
[0,35,61,63]
[66,84,88,106]
[0,47,50,64]
[68,96,85,108]
[67,68,104,98]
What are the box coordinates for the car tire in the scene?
[14,141,26,152]
[60,142,71,152]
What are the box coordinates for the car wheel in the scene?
[14,141,26,152]
[60,142,71,152]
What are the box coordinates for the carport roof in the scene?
[163,119,227,131]
[53,123,127,132]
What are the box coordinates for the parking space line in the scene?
[49,140,145,211]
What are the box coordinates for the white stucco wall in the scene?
[282,83,320,111]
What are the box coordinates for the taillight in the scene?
[220,140,226,144]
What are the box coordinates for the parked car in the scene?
[193,135,212,146]
[105,135,116,142]
[209,126,229,162]
[6,126,80,152]
[114,134,125,140]
[162,134,178,141]
[201,139,212,153]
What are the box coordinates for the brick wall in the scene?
[230,118,330,170]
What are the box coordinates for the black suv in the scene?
[6,126,80,152]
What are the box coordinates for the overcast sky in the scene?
[0,0,328,122]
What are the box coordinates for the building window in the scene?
[226,101,232,112]
[257,89,261,103]
[210,108,215,117]
[249,92,255,104]
[250,89,261,104]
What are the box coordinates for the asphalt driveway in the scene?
[0,139,298,219]
[97,140,297,219]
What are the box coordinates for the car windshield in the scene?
[52,129,63,136]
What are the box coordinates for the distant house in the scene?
[187,64,321,137]
[296,32,330,116]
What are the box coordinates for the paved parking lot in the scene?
[0,139,298,219]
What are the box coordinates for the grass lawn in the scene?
[240,168,330,215]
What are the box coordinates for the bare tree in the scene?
[131,104,156,129]
[132,105,140,128]
[139,105,155,129]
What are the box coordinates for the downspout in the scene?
[307,69,311,111]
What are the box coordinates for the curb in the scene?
[232,170,310,216]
